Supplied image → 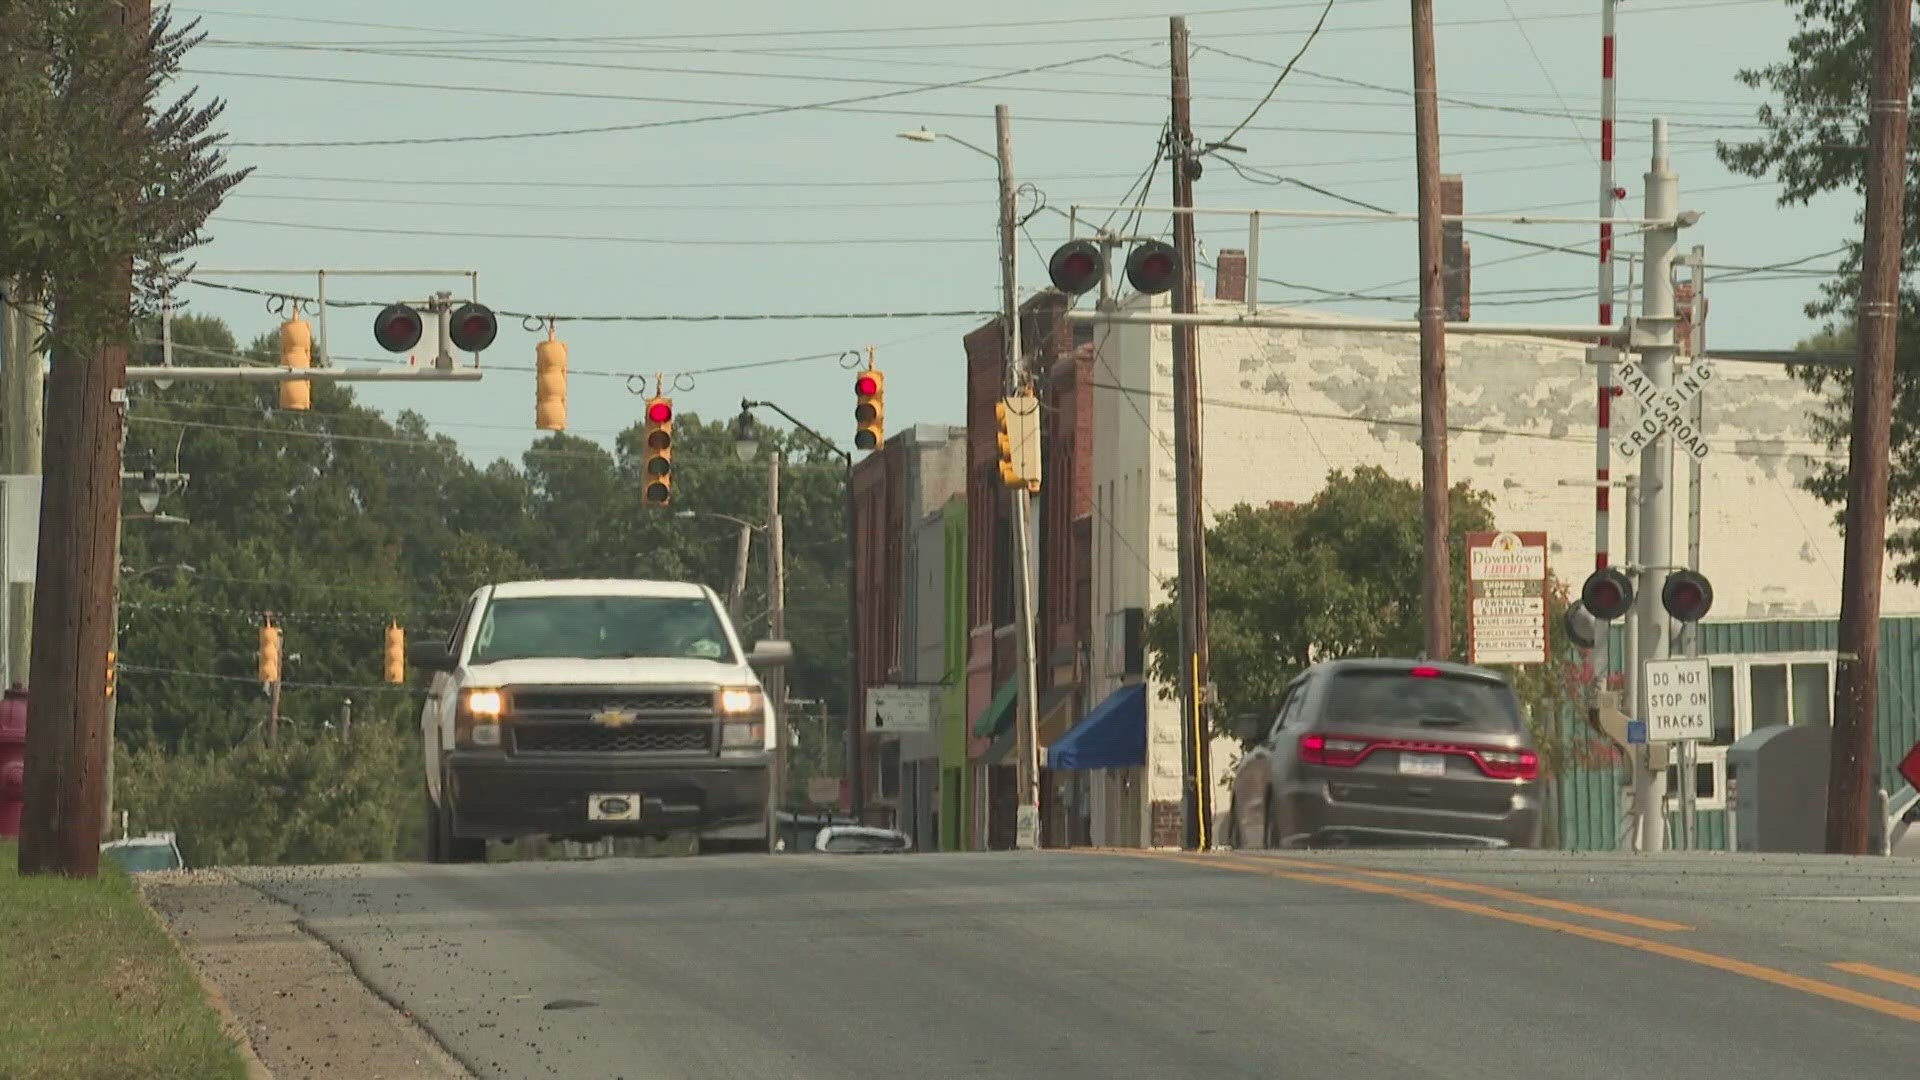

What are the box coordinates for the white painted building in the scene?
[1085,291,1920,849]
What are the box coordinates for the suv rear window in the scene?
[1318,670,1523,733]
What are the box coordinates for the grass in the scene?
[0,842,247,1080]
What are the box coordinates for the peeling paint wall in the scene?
[1090,293,1920,844]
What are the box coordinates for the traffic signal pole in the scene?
[995,104,1043,852]
[1633,121,1681,855]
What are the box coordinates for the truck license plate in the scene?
[588,794,641,822]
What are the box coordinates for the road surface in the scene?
[229,849,1920,1079]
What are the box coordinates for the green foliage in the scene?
[106,312,855,863]
[1143,466,1581,775]
[1718,2,1920,579]
[0,2,249,351]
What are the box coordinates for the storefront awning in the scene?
[1044,683,1147,771]
[970,677,1019,738]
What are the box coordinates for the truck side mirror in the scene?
[748,639,794,669]
[406,640,456,673]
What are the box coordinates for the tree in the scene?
[1719,2,1920,578]
[1143,467,1579,775]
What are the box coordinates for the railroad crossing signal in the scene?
[1576,566,1715,628]
[448,303,497,352]
[1612,353,1715,461]
[373,304,424,353]
[1046,238,1181,296]
[855,368,884,451]
[1662,570,1714,623]
[1579,567,1635,622]
[643,397,674,506]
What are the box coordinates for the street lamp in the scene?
[136,472,161,515]
[736,396,865,818]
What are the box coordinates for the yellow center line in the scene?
[1101,850,1920,1027]
[1831,962,1920,993]
[1235,852,1694,933]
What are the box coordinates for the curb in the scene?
[136,871,275,1080]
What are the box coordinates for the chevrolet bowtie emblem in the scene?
[590,709,638,729]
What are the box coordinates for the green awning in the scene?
[971,677,1019,738]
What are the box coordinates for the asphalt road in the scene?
[234,849,1920,1080]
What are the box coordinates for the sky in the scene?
[158,0,1851,468]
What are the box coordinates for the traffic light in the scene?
[105,650,116,699]
[1049,239,1104,296]
[448,302,498,353]
[535,324,567,431]
[855,368,884,451]
[258,620,283,684]
[1125,240,1180,295]
[1579,567,1636,622]
[384,623,405,684]
[995,401,1018,487]
[1661,570,1715,623]
[373,303,423,353]
[643,396,673,506]
[994,392,1042,492]
[278,314,312,412]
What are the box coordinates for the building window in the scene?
[1669,651,1837,813]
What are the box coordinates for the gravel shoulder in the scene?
[140,869,470,1080]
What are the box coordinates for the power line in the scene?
[1208,0,1335,152]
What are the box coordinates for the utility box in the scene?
[1727,724,1829,853]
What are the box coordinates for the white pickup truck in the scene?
[411,578,793,862]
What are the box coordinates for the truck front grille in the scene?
[512,688,713,714]
[511,723,714,755]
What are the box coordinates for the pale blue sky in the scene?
[164,0,1848,465]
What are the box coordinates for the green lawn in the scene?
[0,842,247,1080]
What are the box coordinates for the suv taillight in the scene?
[1299,733,1371,768]
[1477,748,1540,781]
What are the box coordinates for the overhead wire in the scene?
[1205,0,1336,154]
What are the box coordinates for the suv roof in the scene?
[487,579,712,601]
[1313,657,1513,685]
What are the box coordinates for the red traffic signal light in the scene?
[1661,570,1714,623]
[1125,240,1180,295]
[855,373,879,397]
[449,303,498,352]
[854,368,885,451]
[647,399,672,424]
[1049,239,1105,296]
[1580,567,1635,622]
[643,396,673,506]
[373,304,423,353]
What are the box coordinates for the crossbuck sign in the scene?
[1614,357,1715,462]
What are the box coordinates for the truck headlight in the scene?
[456,688,507,748]
[464,688,505,718]
[716,687,762,716]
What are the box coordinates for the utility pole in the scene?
[1828,0,1911,855]
[18,0,149,878]
[1,284,46,686]
[1411,0,1452,661]
[1635,120,1681,855]
[995,103,1043,852]
[1680,245,1707,851]
[767,450,787,822]
[1168,16,1215,852]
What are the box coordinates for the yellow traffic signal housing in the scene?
[278,315,312,412]
[259,622,283,684]
[854,368,884,451]
[535,325,567,431]
[997,392,1043,492]
[384,624,405,684]
[106,650,117,699]
[643,396,674,506]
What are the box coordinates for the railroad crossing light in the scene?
[1579,567,1636,622]
[854,368,885,451]
[535,325,567,431]
[643,396,674,507]
[448,302,498,353]
[1564,601,1598,651]
[384,624,405,684]
[1048,239,1105,296]
[373,303,424,353]
[1661,569,1715,623]
[258,622,283,684]
[278,314,312,412]
[1125,240,1180,295]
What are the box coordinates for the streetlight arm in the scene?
[741,399,853,467]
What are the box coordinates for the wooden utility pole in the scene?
[1826,0,1911,855]
[1169,17,1214,851]
[1411,0,1452,660]
[18,0,149,878]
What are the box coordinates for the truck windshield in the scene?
[470,596,736,664]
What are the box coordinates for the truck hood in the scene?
[463,657,756,688]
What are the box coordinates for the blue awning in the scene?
[1044,683,1147,771]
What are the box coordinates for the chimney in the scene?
[1441,174,1468,321]
[1215,249,1247,303]
[1675,281,1694,356]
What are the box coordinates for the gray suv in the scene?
[1227,658,1544,850]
